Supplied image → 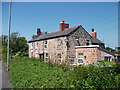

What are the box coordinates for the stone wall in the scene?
[29,36,68,64]
[75,47,99,65]
[67,26,92,60]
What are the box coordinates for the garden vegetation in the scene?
[10,57,120,88]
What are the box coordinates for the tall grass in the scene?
[10,57,74,88]
[10,56,120,88]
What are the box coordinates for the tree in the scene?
[32,35,38,39]
[1,32,28,61]
[105,47,115,52]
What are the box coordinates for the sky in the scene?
[2,2,118,48]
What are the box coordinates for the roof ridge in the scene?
[28,25,82,43]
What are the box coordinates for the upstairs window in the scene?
[76,38,80,46]
[35,42,38,49]
[78,53,84,59]
[86,40,90,46]
[31,43,34,48]
[44,40,47,48]
[57,39,62,49]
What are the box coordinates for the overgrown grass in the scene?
[10,57,120,88]
[10,57,74,88]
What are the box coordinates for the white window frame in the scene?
[104,56,111,62]
[45,53,49,62]
[31,42,34,49]
[57,38,62,49]
[78,53,84,65]
[44,40,47,48]
[69,56,75,65]
[57,53,62,64]
[35,41,38,49]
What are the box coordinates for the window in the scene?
[78,59,83,65]
[76,39,80,46]
[31,43,34,48]
[78,53,84,58]
[78,53,84,65]
[35,42,38,49]
[31,52,33,57]
[86,40,90,46]
[70,57,75,64]
[57,53,62,64]
[44,40,47,48]
[104,56,111,62]
[57,53,61,59]
[45,53,49,61]
[57,39,62,49]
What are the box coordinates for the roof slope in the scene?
[99,47,115,56]
[91,37,104,44]
[28,25,104,45]
[28,25,80,42]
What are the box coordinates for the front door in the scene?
[39,54,44,60]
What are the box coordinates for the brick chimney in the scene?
[37,28,41,36]
[60,20,69,31]
[91,28,97,38]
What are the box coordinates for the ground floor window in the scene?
[31,52,33,57]
[78,59,83,65]
[69,57,75,64]
[57,53,62,64]
[45,53,49,62]
[78,53,84,65]
[104,56,111,62]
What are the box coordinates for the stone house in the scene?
[28,21,115,65]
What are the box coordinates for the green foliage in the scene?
[73,64,120,88]
[10,32,28,54]
[32,35,38,39]
[10,57,120,88]
[32,32,48,39]
[0,32,28,62]
[105,47,115,52]
[1,46,7,62]
[10,57,73,88]
[90,61,116,67]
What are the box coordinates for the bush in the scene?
[73,64,120,88]
[9,57,120,88]
[90,61,116,67]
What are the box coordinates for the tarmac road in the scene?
[0,60,11,89]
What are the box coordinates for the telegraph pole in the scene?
[7,0,12,71]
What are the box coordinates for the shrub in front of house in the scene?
[9,57,120,88]
[73,64,120,88]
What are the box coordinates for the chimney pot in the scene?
[92,28,94,32]
[60,20,65,23]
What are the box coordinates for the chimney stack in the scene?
[60,20,69,31]
[37,28,41,36]
[91,28,97,38]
